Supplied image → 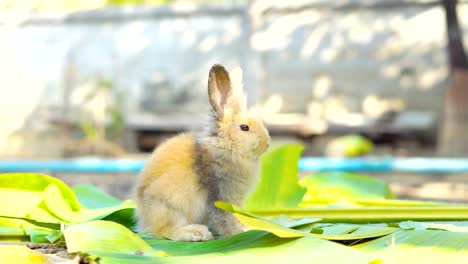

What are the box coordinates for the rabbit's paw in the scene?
[172,224,214,242]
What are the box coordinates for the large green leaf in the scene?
[244,144,306,210]
[0,173,81,211]
[0,227,25,237]
[28,181,134,224]
[354,229,468,263]
[398,220,468,232]
[0,173,81,223]
[300,172,395,203]
[100,208,136,230]
[72,184,123,209]
[0,215,60,230]
[0,227,28,242]
[249,206,468,222]
[0,173,137,244]
[217,202,397,240]
[326,134,374,157]
[145,231,278,256]
[63,220,163,255]
[0,216,60,243]
[0,173,135,224]
[72,184,136,229]
[94,234,377,264]
[301,198,455,207]
[0,245,47,264]
[0,174,70,242]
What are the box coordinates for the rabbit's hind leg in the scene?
[150,203,213,242]
[137,190,212,242]
[171,224,213,241]
[145,201,213,241]
[136,196,177,237]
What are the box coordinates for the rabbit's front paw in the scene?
[172,224,214,242]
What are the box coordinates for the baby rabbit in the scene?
[135,64,270,242]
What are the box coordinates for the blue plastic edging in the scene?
[0,159,143,173]
[298,157,393,172]
[1,157,468,174]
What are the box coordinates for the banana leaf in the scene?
[72,184,123,209]
[299,171,395,201]
[217,201,397,240]
[327,134,374,157]
[353,229,468,263]
[64,220,162,255]
[92,236,377,264]
[244,144,306,210]
[0,173,134,223]
[248,206,468,222]
[0,245,47,264]
[0,173,135,243]
[65,221,377,264]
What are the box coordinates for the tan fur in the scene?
[135,133,210,240]
[135,64,270,241]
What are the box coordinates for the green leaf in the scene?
[97,235,377,264]
[0,173,81,220]
[26,228,53,243]
[399,221,468,232]
[354,229,468,263]
[0,245,47,264]
[327,134,373,157]
[29,182,127,224]
[234,213,309,238]
[145,231,279,256]
[0,215,60,230]
[217,202,396,240]
[77,200,136,222]
[36,183,78,222]
[0,227,26,237]
[399,221,429,230]
[45,229,63,243]
[270,214,322,228]
[299,172,395,203]
[101,208,136,230]
[63,220,163,256]
[302,198,453,207]
[250,206,468,222]
[0,173,135,225]
[319,224,360,235]
[0,173,137,244]
[244,144,307,210]
[72,184,123,209]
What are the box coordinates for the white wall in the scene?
[0,1,467,157]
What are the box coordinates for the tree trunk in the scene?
[438,0,468,157]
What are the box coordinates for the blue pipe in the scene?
[1,157,468,174]
[0,159,143,173]
[299,157,468,173]
[298,157,393,172]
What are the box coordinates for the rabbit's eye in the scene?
[240,124,249,131]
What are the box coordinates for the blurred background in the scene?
[0,0,467,200]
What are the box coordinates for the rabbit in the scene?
[134,64,271,242]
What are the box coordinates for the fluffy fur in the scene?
[135,64,270,241]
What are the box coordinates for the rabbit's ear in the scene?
[208,64,233,116]
[229,66,247,112]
